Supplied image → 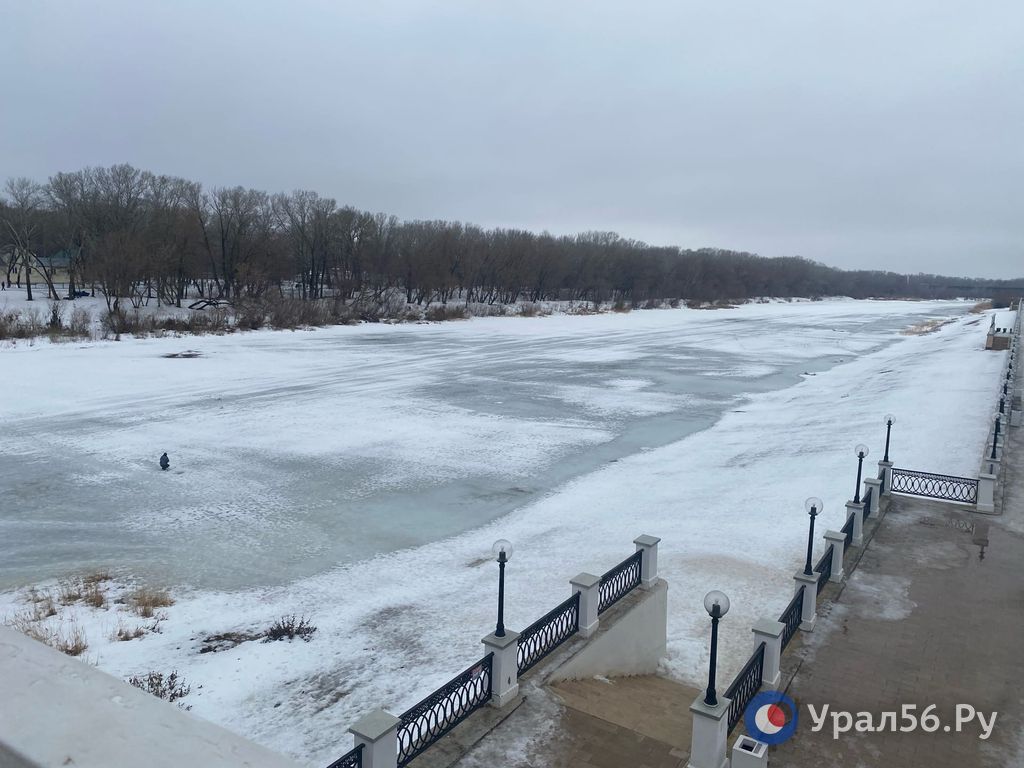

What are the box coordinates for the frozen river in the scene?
[0,299,1008,765]
[0,300,970,591]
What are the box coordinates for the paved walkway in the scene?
[449,398,1023,768]
[771,421,1024,766]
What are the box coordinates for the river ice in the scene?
[0,299,1006,765]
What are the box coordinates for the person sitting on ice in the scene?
[159,452,170,471]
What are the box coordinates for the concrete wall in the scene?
[548,578,667,683]
[0,627,303,768]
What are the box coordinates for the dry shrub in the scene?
[83,581,106,608]
[0,308,46,339]
[111,618,146,642]
[519,302,551,317]
[6,615,88,656]
[969,301,993,314]
[611,298,630,313]
[424,304,467,322]
[54,623,88,656]
[69,306,93,336]
[262,615,317,643]
[58,578,83,605]
[128,670,191,706]
[129,587,174,618]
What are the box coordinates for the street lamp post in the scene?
[492,539,513,637]
[991,420,999,460]
[803,497,823,576]
[883,414,895,463]
[853,444,869,504]
[702,590,730,706]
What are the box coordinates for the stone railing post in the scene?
[688,695,731,768]
[864,476,882,516]
[634,534,661,589]
[571,573,601,637]
[846,500,865,547]
[824,530,846,582]
[751,620,785,689]
[878,460,893,495]
[350,709,401,768]
[792,574,819,630]
[977,473,996,513]
[482,631,520,707]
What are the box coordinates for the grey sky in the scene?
[2,1,1021,278]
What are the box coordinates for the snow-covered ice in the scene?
[0,299,1007,765]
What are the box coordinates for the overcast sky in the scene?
[2,1,1021,278]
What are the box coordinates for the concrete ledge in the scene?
[548,578,668,683]
[0,627,303,768]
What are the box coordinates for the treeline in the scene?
[1,164,1019,310]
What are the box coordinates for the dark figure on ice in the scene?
[159,452,170,471]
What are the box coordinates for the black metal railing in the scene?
[841,514,854,547]
[326,744,364,768]
[890,468,978,504]
[725,642,765,733]
[813,544,834,594]
[517,592,580,676]
[779,587,804,650]
[598,550,643,614]
[878,466,886,493]
[397,654,493,767]
[863,486,874,518]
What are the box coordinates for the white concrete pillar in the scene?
[846,500,864,547]
[984,456,1001,478]
[350,709,401,768]
[751,620,785,689]
[688,695,731,768]
[977,473,996,513]
[571,573,601,637]
[864,477,882,517]
[481,631,520,707]
[793,573,818,631]
[634,534,661,589]
[824,530,846,583]
[878,460,893,495]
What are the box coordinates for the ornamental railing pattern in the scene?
[725,642,765,733]
[397,654,493,767]
[326,744,363,768]
[841,514,854,548]
[517,591,580,676]
[598,550,643,614]
[890,468,978,504]
[779,587,804,650]
[813,545,834,594]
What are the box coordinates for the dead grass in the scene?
[111,618,147,642]
[129,587,174,617]
[57,578,84,605]
[54,623,89,656]
[83,581,106,608]
[969,301,993,314]
[5,614,88,656]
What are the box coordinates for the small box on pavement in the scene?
[732,735,769,767]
